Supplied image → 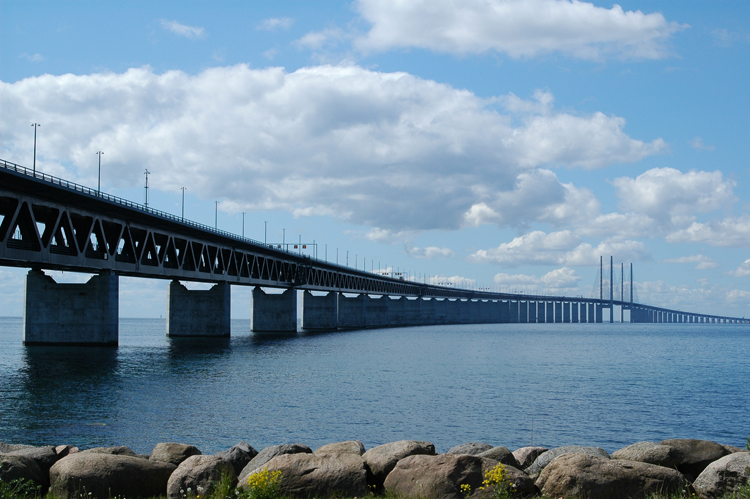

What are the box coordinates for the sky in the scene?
[1,0,750,318]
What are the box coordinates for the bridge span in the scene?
[1,158,746,345]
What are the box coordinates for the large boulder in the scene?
[167,455,236,499]
[536,453,688,499]
[82,446,140,457]
[55,445,79,457]
[245,453,369,498]
[238,443,312,483]
[49,452,176,499]
[612,441,681,468]
[8,445,61,475]
[693,452,750,499]
[150,442,202,466]
[471,458,536,498]
[0,454,47,490]
[363,440,436,485]
[659,439,731,479]
[526,445,610,477]
[314,440,366,457]
[446,443,494,456]
[478,447,520,468]
[215,441,258,476]
[512,447,548,470]
[384,453,483,499]
[0,443,35,453]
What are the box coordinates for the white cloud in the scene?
[0,65,662,233]
[160,20,206,39]
[492,267,581,295]
[258,18,294,31]
[612,168,736,224]
[468,230,650,267]
[354,0,686,60]
[634,279,750,317]
[729,259,750,277]
[19,53,44,62]
[296,28,349,50]
[666,217,750,248]
[690,137,715,152]
[406,245,455,259]
[661,254,718,270]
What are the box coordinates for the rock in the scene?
[472,458,537,498]
[0,454,47,490]
[55,445,79,457]
[0,442,35,453]
[384,453,483,499]
[8,445,61,475]
[82,445,140,457]
[314,440,366,457]
[612,441,681,468]
[446,443,494,456]
[150,442,202,466]
[693,452,750,499]
[659,439,731,478]
[49,453,176,499]
[167,455,236,499]
[478,447,520,468]
[722,445,747,454]
[238,443,312,483]
[536,453,687,499]
[363,440,436,485]
[244,453,368,498]
[526,445,610,477]
[216,441,258,476]
[512,447,548,469]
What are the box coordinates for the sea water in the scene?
[0,317,748,455]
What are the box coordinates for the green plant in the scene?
[241,468,283,499]
[0,478,42,499]
[479,463,514,499]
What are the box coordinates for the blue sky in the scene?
[2,0,750,318]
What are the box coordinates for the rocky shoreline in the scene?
[1,438,748,499]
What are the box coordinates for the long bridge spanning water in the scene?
[1,158,746,345]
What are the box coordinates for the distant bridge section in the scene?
[0,158,746,345]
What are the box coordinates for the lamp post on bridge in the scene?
[242,212,245,238]
[181,187,186,220]
[31,123,40,175]
[95,151,103,196]
[264,221,268,245]
[214,201,219,229]
[144,169,150,208]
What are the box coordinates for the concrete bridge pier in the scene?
[366,295,388,327]
[338,294,366,329]
[546,302,554,323]
[519,301,528,323]
[167,280,230,337]
[499,301,511,323]
[252,287,297,333]
[23,269,118,346]
[571,303,579,323]
[301,291,338,330]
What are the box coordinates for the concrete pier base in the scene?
[23,269,118,346]
[301,291,337,330]
[252,287,297,333]
[366,296,388,328]
[168,281,230,337]
[338,294,366,329]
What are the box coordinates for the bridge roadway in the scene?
[0,158,746,345]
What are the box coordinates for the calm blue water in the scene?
[0,318,748,455]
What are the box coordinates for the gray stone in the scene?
[49,452,176,499]
[384,453,484,499]
[536,453,687,499]
[611,441,681,468]
[659,439,731,478]
[167,455,236,499]
[0,443,35,453]
[215,441,258,476]
[244,453,368,498]
[471,458,536,498]
[446,443,494,456]
[8,445,61,475]
[81,445,140,457]
[722,445,747,454]
[0,454,47,490]
[526,445,610,477]
[512,447,548,470]
[694,452,750,499]
[238,443,312,483]
[150,442,202,466]
[55,445,79,457]
[363,440,436,485]
[314,440,366,457]
[478,447,520,468]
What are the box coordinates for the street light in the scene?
[143,169,150,207]
[95,151,104,196]
[31,123,40,175]
[264,221,268,245]
[214,201,219,229]
[242,212,245,238]
[181,187,186,220]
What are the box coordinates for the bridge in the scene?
[1,158,746,345]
